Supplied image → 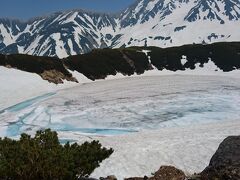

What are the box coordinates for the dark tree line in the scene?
[1,42,240,82]
[0,129,113,179]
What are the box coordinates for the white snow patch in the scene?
[0,24,14,46]
[0,67,83,110]
[181,55,187,65]
[51,33,68,58]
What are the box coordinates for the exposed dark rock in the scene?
[125,177,148,180]
[40,69,78,84]
[200,136,240,180]
[149,166,186,180]
[100,175,117,180]
[125,166,186,180]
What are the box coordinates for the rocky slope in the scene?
[200,136,240,180]
[0,0,240,58]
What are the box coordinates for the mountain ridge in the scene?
[0,0,240,58]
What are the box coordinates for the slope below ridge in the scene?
[1,42,240,83]
[0,0,240,58]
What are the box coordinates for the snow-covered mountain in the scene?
[0,0,240,58]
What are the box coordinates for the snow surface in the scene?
[89,119,240,179]
[2,74,240,136]
[51,33,68,58]
[0,24,15,46]
[0,67,87,110]
[115,0,240,50]
[1,59,238,110]
[1,66,240,179]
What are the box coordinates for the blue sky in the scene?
[1,0,136,20]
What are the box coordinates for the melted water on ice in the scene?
[1,75,240,139]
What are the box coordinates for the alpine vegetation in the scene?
[1,42,239,83]
[0,129,113,179]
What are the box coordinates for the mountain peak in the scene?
[0,0,239,58]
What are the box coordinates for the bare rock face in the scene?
[125,166,186,180]
[200,136,240,180]
[100,175,117,180]
[149,166,186,180]
[40,70,78,84]
[124,176,148,180]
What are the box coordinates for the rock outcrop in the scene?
[40,69,78,84]
[100,175,118,180]
[200,136,240,180]
[149,166,186,180]
[125,166,186,180]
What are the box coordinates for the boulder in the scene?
[125,176,148,180]
[149,166,186,180]
[125,166,186,180]
[100,175,117,180]
[201,136,240,180]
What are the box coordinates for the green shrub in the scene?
[0,129,113,180]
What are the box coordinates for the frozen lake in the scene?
[0,75,240,140]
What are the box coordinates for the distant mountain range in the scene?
[0,0,240,58]
[1,42,240,83]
